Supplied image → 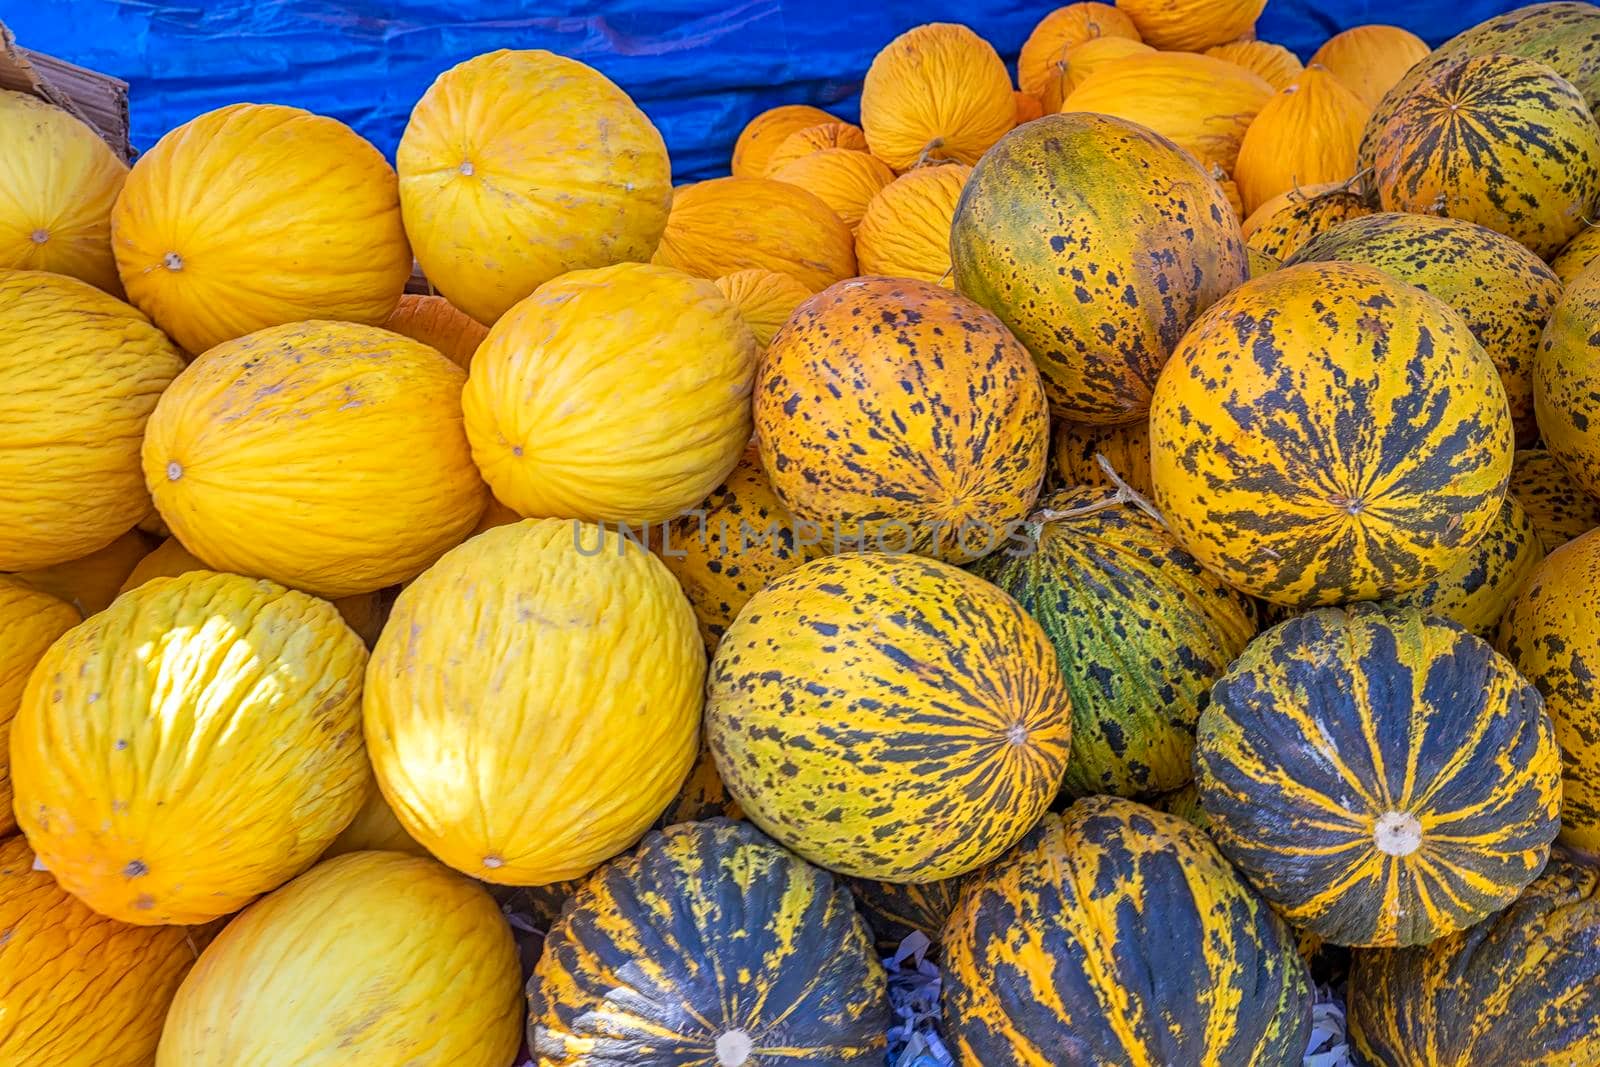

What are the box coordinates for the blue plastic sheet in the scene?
[6,1,1520,180]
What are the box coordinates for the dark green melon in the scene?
[528,818,887,1065]
[969,485,1257,798]
[847,875,971,957]
[942,795,1312,1066]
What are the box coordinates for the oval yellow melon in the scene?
[365,519,703,885]
[1249,246,1282,277]
[0,90,127,293]
[1242,180,1372,260]
[652,176,856,291]
[11,571,370,924]
[1058,36,1156,99]
[0,270,185,571]
[1062,51,1273,172]
[320,784,428,859]
[769,148,896,230]
[1310,24,1432,110]
[381,293,488,369]
[1019,3,1143,111]
[861,23,1016,169]
[398,49,671,325]
[1235,67,1368,214]
[854,162,970,286]
[1512,448,1600,553]
[0,835,208,1065]
[1150,261,1514,607]
[764,121,869,173]
[1554,228,1600,284]
[156,852,522,1067]
[713,269,814,348]
[0,578,78,836]
[13,528,153,616]
[143,320,486,599]
[464,262,757,525]
[1207,40,1305,89]
[1115,0,1267,52]
[113,103,411,355]
[731,103,836,177]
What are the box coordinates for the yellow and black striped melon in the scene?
[1241,180,1373,261]
[969,485,1257,798]
[1196,605,1562,947]
[848,875,971,956]
[942,795,1313,1066]
[707,552,1071,882]
[529,818,887,1065]
[1537,263,1600,501]
[950,112,1246,424]
[1348,848,1600,1066]
[1511,448,1600,552]
[1050,419,1152,496]
[1150,260,1514,608]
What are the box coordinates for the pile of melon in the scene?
[6,1,1600,1064]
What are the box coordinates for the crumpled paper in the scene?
[886,932,955,1067]
[1302,985,1353,1067]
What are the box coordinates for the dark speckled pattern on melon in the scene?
[754,276,1048,565]
[1510,449,1600,552]
[949,112,1247,424]
[706,552,1071,882]
[1149,260,1515,608]
[1244,185,1373,261]
[941,796,1312,1067]
[1536,266,1600,503]
[1050,419,1153,496]
[1196,605,1562,948]
[847,874,971,955]
[1373,54,1600,259]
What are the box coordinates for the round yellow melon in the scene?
[1512,449,1600,553]
[1018,3,1143,111]
[714,269,815,348]
[731,103,836,177]
[1052,419,1153,496]
[764,121,869,173]
[143,319,487,599]
[854,162,971,286]
[861,23,1016,170]
[1115,0,1267,51]
[365,519,703,885]
[11,571,371,924]
[0,578,78,837]
[1554,228,1600,285]
[12,528,153,617]
[0,90,127,293]
[0,270,185,571]
[1235,67,1368,214]
[113,103,411,355]
[652,176,856,291]
[1206,39,1305,89]
[156,852,522,1067]
[398,49,672,325]
[464,262,757,525]
[769,148,896,230]
[1310,24,1432,110]
[381,293,488,369]
[1057,36,1156,99]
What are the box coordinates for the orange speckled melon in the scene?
[1537,266,1600,501]
[713,269,814,348]
[464,262,757,525]
[1310,25,1432,109]
[707,552,1071,881]
[1057,36,1155,99]
[13,528,153,616]
[732,103,836,177]
[764,121,868,173]
[156,851,522,1067]
[398,49,671,325]
[1062,51,1273,173]
[854,162,969,286]
[1206,40,1305,89]
[0,835,209,1065]
[1382,494,1545,638]
[951,113,1247,423]
[0,578,78,836]
[113,104,411,354]
[1150,261,1514,607]
[1242,180,1373,260]
[1235,67,1367,214]
[382,293,488,369]
[860,23,1015,170]
[1013,90,1045,125]
[144,320,486,599]
[11,571,370,924]
[364,519,703,885]
[768,148,896,231]
[652,176,856,291]
[0,270,185,571]
[1372,54,1600,258]
[1512,449,1600,552]
[755,276,1049,563]
[0,90,127,293]
[1115,0,1266,51]
[1018,3,1143,111]
[1554,227,1600,284]
[1052,418,1153,496]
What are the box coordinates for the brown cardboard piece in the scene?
[0,19,132,161]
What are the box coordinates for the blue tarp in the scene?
[7,1,1517,180]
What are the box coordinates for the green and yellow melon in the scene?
[1510,448,1600,552]
[529,819,887,1064]
[942,795,1312,1066]
[1241,180,1373,261]
[1553,227,1600,284]
[1150,261,1514,607]
[1050,419,1152,496]
[950,112,1246,424]
[1288,212,1561,446]
[707,552,1071,882]
[847,875,971,956]
[1537,264,1600,500]
[970,485,1257,798]
[1349,847,1600,1066]
[1197,605,1562,947]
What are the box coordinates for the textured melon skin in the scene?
[1553,226,1600,283]
[1051,418,1153,496]
[942,796,1312,1067]
[530,819,888,1065]
[1242,182,1373,261]
[1197,605,1562,948]
[951,112,1247,424]
[1349,848,1600,1066]
[847,875,971,956]
[732,104,836,178]
[1537,266,1600,503]
[0,578,78,837]
[1511,449,1600,552]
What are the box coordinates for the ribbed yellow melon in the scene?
[713,269,814,347]
[1051,419,1152,496]
[1057,36,1156,99]
[464,263,757,525]
[320,783,428,859]
[1018,3,1143,111]
[156,852,522,1067]
[364,519,703,885]
[860,23,1015,169]
[381,293,488,369]
[0,90,127,293]
[398,50,671,325]
[1554,227,1600,284]
[1235,66,1368,214]
[764,121,869,172]
[1310,24,1432,110]
[0,270,184,571]
[11,571,370,924]
[1014,90,1046,125]
[1207,40,1305,89]
[652,176,856,291]
[1382,494,1545,638]
[113,103,411,354]
[13,528,152,616]
[854,163,970,286]
[0,578,77,837]
[143,320,486,599]
[1115,0,1267,51]
[732,104,836,177]
[769,148,896,230]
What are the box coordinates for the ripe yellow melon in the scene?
[764,121,869,172]
[320,782,427,859]
[1235,66,1369,214]
[113,103,411,355]
[1310,24,1432,110]
[652,176,857,290]
[11,571,371,924]
[1116,0,1267,51]
[855,163,971,286]
[1019,3,1143,111]
[732,103,836,177]
[1057,36,1155,99]
[714,269,815,347]
[769,148,896,231]
[381,293,488,369]
[143,320,487,599]
[861,23,1016,170]
[1206,39,1305,89]
[12,528,153,616]
[0,578,77,837]
[1554,227,1600,285]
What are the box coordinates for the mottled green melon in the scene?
[1511,448,1600,552]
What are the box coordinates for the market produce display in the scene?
[8,1,1600,1063]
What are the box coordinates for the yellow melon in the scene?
[381,293,489,369]
[1116,0,1267,50]
[855,163,971,286]
[320,782,428,859]
[1310,24,1432,110]
[1018,3,1143,111]
[861,23,1016,170]
[731,103,836,177]
[13,528,153,616]
[769,148,896,230]
[1206,39,1305,89]
[714,269,815,348]
[1235,66,1369,214]
[652,176,856,290]
[764,121,869,172]
[1014,90,1046,125]
[0,578,78,837]
[1554,228,1600,285]
[1057,37,1156,100]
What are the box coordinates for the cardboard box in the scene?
[0,20,132,161]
